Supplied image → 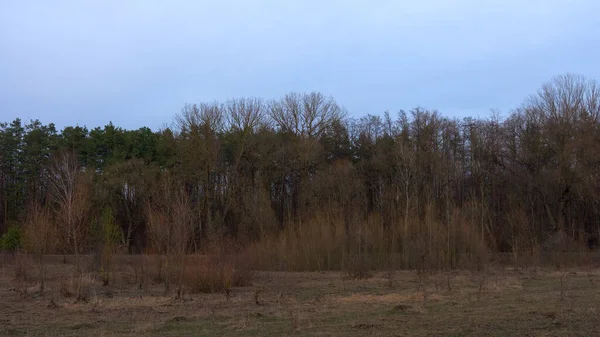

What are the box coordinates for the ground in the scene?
[1,255,600,336]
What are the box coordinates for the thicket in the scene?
[1,74,599,273]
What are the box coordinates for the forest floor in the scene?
[1,255,600,336]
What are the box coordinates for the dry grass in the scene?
[12,253,33,282]
[2,255,600,336]
[59,274,96,301]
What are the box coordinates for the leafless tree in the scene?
[47,150,90,300]
[392,140,416,261]
[520,74,600,235]
[527,73,600,124]
[176,102,224,241]
[269,92,346,138]
[177,102,225,136]
[146,172,195,298]
[226,97,267,133]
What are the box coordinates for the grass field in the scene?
[1,255,600,336]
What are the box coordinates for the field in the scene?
[2,254,600,337]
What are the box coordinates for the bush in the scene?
[183,257,224,294]
[0,225,23,251]
[184,252,255,294]
[60,275,96,302]
[13,253,33,281]
[96,207,123,286]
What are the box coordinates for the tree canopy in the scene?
[2,76,600,258]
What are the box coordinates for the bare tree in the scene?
[522,74,600,235]
[177,102,225,136]
[47,150,90,300]
[176,102,224,242]
[527,73,599,124]
[226,97,267,133]
[269,92,346,138]
[146,172,195,298]
[269,92,301,135]
[392,139,416,266]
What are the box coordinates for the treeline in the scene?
[1,74,599,269]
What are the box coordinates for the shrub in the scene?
[22,204,58,296]
[184,257,223,294]
[184,250,255,294]
[96,207,123,286]
[13,253,33,282]
[251,203,491,273]
[0,225,23,251]
[60,275,96,301]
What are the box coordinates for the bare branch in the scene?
[268,92,346,137]
[225,97,266,133]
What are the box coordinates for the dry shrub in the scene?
[60,275,96,301]
[542,230,588,268]
[184,243,255,294]
[251,203,489,272]
[59,278,75,298]
[230,253,255,287]
[97,207,123,286]
[22,203,59,295]
[146,175,194,297]
[542,230,587,253]
[184,257,224,294]
[506,207,537,262]
[11,253,33,298]
[13,253,33,282]
[440,202,491,271]
[137,254,167,286]
[249,213,346,271]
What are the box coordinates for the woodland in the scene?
[1,73,600,274]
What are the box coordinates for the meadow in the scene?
[2,253,600,337]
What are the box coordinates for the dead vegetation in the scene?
[183,252,255,296]
[2,255,600,337]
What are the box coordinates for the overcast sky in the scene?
[1,0,599,131]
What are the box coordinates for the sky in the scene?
[1,0,599,131]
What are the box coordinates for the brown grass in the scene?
[334,292,444,304]
[59,274,96,301]
[2,257,600,337]
[12,253,33,282]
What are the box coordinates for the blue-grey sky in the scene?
[1,0,599,131]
